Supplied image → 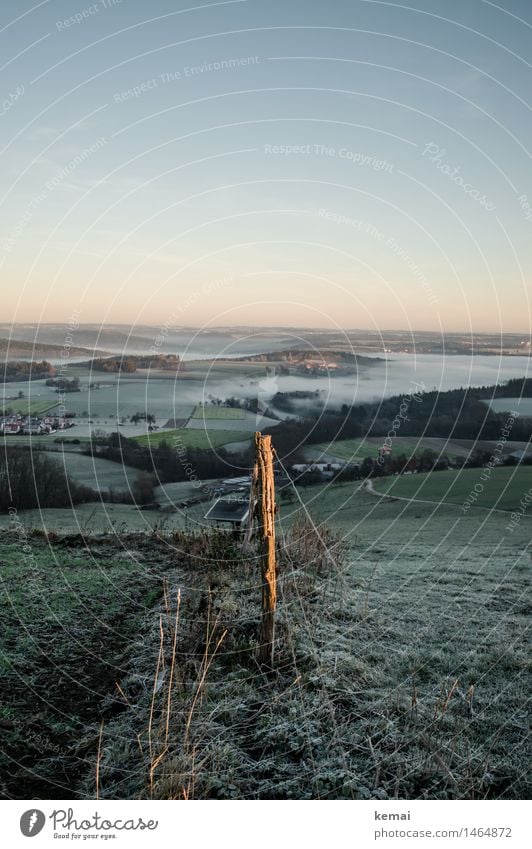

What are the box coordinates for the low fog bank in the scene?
[201,353,532,412]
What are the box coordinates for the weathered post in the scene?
[255,432,277,667]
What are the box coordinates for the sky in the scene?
[0,0,531,334]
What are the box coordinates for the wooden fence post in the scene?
[255,432,277,667]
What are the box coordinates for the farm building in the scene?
[221,475,252,493]
[23,418,42,435]
[204,497,250,531]
[1,419,23,435]
[42,416,74,432]
[0,413,76,436]
[291,462,344,478]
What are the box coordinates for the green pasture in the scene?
[192,405,246,420]
[3,399,60,416]
[134,427,251,450]
[312,436,434,461]
[43,451,139,492]
[373,465,532,511]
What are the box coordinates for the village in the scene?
[0,413,76,436]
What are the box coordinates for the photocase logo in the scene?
[20,809,46,837]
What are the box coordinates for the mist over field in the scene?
[252,353,532,409]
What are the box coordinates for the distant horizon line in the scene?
[1,323,531,337]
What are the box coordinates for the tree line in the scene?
[87,354,180,373]
[0,448,95,511]
[1,360,55,382]
[84,432,250,483]
[0,446,172,511]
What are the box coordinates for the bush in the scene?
[132,471,156,505]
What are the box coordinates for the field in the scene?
[0,434,92,448]
[372,466,532,512]
[2,398,60,416]
[1,467,530,800]
[177,359,269,381]
[134,427,251,450]
[0,533,164,798]
[47,382,197,421]
[1,487,528,800]
[3,468,530,545]
[1,349,531,800]
[192,404,246,420]
[42,450,140,493]
[154,478,220,506]
[311,436,458,462]
[309,436,532,463]
[0,446,140,494]
[186,411,279,431]
[1,362,276,437]
[485,397,532,416]
[0,502,165,534]
[312,437,388,461]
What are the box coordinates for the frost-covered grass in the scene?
[38,450,140,493]
[1,484,529,800]
[0,532,164,799]
[87,513,530,801]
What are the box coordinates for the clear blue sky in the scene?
[1,0,531,334]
